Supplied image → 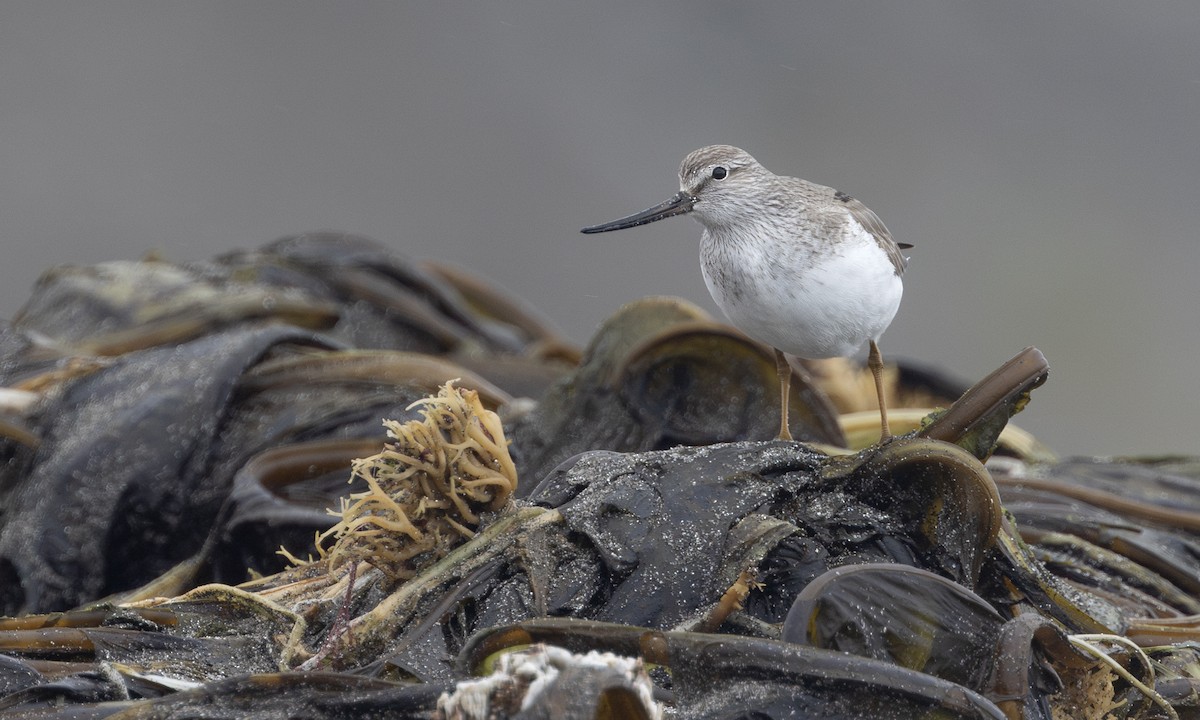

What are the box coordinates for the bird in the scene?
[581,145,909,442]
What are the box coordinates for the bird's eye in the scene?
[711,166,728,180]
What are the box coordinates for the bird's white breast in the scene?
[699,221,903,359]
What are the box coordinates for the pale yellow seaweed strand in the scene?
[466,409,517,488]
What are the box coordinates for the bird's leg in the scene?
[774,348,794,441]
[868,339,892,441]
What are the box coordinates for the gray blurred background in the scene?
[1,2,1196,458]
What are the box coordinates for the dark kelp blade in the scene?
[920,346,1049,461]
[820,438,1003,587]
[782,563,1005,690]
[616,322,844,445]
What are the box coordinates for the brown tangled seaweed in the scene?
[311,381,517,580]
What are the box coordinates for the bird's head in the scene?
[580,145,772,235]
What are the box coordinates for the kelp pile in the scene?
[0,233,1197,719]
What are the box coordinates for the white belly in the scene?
[700,233,903,359]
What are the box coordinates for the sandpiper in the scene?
[582,144,909,442]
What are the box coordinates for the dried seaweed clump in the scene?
[316,381,518,580]
[1049,663,1124,720]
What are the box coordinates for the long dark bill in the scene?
[580,191,696,234]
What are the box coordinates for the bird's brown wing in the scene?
[833,191,909,276]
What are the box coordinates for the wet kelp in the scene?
[0,233,562,614]
[0,235,1198,718]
